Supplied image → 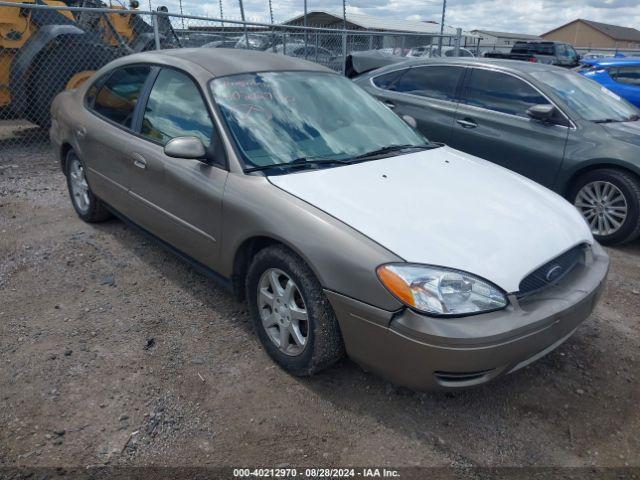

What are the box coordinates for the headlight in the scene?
[377,264,508,316]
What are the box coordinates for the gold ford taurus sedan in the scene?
[50,49,609,390]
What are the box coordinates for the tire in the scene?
[246,245,345,376]
[65,149,111,223]
[27,36,117,128]
[570,168,640,245]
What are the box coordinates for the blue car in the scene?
[578,57,640,107]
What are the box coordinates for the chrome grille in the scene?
[517,245,587,299]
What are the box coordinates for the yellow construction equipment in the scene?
[0,0,174,127]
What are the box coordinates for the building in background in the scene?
[470,30,540,47]
[282,11,476,50]
[541,19,640,49]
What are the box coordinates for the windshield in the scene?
[531,69,639,122]
[209,72,428,168]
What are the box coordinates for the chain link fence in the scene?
[0,1,463,146]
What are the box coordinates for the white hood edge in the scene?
[269,147,593,293]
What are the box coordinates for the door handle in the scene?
[456,118,478,129]
[383,100,396,110]
[132,153,147,170]
[76,127,87,138]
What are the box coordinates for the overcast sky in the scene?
[149,0,640,34]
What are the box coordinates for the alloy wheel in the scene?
[257,268,309,356]
[69,157,90,214]
[574,180,628,237]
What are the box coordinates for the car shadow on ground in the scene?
[89,218,256,339]
[90,215,639,466]
[294,320,638,465]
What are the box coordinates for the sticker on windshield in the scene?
[601,87,621,101]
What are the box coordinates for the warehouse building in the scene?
[541,19,640,49]
[282,11,476,50]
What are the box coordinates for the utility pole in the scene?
[342,0,347,29]
[179,0,185,32]
[238,0,249,49]
[437,0,446,56]
[268,0,275,53]
[304,0,308,28]
[219,0,224,26]
[342,0,347,75]
[304,0,308,54]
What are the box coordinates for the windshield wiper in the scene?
[593,118,623,123]
[349,143,439,162]
[244,157,345,173]
[593,114,639,123]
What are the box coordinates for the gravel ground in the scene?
[1,142,639,472]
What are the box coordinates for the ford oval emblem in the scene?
[545,265,563,283]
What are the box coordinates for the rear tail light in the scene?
[528,57,538,63]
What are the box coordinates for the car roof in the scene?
[106,48,332,78]
[363,57,563,75]
[513,40,564,45]
[586,57,640,67]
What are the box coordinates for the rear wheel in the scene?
[570,168,640,245]
[246,245,345,376]
[27,37,117,128]
[65,150,111,223]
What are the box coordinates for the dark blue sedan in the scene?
[579,57,640,107]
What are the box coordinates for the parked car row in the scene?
[406,45,475,58]
[577,56,640,108]
[355,57,640,246]
[484,40,581,68]
[50,48,612,391]
[200,33,343,70]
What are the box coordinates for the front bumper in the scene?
[326,243,609,391]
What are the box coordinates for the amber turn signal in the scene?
[376,265,415,306]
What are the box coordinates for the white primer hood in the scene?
[269,147,593,293]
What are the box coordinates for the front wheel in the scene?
[246,245,345,376]
[570,168,640,245]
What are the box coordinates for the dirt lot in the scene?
[1,141,639,473]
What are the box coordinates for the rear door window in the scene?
[92,65,151,128]
[462,68,547,117]
[392,66,464,101]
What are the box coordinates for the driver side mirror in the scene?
[164,136,206,160]
[526,104,556,123]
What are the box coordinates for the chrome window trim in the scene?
[455,102,572,130]
[368,63,577,130]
